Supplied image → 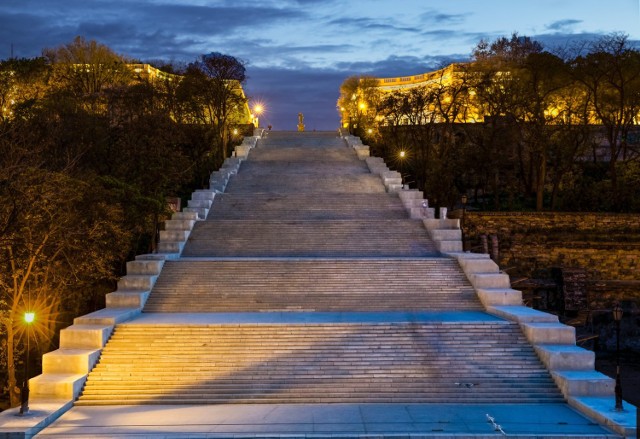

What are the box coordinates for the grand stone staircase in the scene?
[76,131,563,407]
[143,259,482,312]
[77,321,561,405]
[15,131,635,437]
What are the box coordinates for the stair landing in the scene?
[34,403,616,438]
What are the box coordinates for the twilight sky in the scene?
[1,0,639,130]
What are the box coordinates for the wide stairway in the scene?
[144,259,482,312]
[76,131,565,410]
[79,322,559,405]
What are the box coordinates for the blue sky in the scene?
[1,0,639,129]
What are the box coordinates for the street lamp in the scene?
[399,150,406,187]
[19,311,35,416]
[461,194,468,251]
[252,103,264,128]
[612,303,624,411]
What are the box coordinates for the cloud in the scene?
[546,19,583,32]
[329,17,420,34]
[334,54,468,77]
[0,1,307,60]
[420,11,468,25]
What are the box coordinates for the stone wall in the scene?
[463,211,640,308]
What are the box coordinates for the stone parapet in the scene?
[454,249,635,433]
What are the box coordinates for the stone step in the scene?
[59,324,113,350]
[205,193,409,220]
[125,259,164,276]
[181,220,438,257]
[535,345,596,371]
[186,199,212,209]
[192,190,216,201]
[521,322,577,345]
[156,240,185,254]
[117,274,157,291]
[171,211,198,221]
[224,174,387,194]
[144,259,481,312]
[183,206,208,220]
[105,290,150,308]
[76,322,562,405]
[29,373,87,400]
[467,272,511,289]
[476,288,523,306]
[158,230,190,241]
[42,349,101,375]
[164,218,195,231]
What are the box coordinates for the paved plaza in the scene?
[35,403,618,438]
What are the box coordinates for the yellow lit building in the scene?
[339,63,483,130]
[375,63,462,92]
[128,63,254,126]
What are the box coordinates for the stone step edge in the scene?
[453,251,630,430]
[0,398,73,437]
[568,395,638,437]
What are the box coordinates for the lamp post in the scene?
[253,104,263,128]
[461,194,468,251]
[19,311,35,416]
[399,150,406,187]
[612,303,623,411]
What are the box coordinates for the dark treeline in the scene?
[339,34,640,213]
[0,37,248,407]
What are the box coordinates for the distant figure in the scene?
[268,124,272,131]
[297,113,305,132]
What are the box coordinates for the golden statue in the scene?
[297,113,305,132]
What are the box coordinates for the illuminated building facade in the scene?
[128,63,255,126]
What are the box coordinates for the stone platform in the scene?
[34,403,618,438]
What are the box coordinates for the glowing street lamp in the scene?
[252,103,264,128]
[399,150,406,187]
[19,311,35,416]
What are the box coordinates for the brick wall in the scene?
[463,211,640,305]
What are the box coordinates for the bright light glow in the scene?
[367,128,373,134]
[254,104,264,115]
[358,102,366,110]
[24,312,35,324]
[400,151,406,158]
[233,128,238,135]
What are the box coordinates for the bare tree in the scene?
[573,34,640,207]
[44,36,132,111]
[184,53,247,161]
